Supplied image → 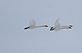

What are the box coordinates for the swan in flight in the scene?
[50,18,72,31]
[24,20,48,30]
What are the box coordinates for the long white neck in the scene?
[35,25,46,28]
[60,26,70,29]
[29,25,48,29]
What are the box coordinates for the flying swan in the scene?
[24,20,48,30]
[50,18,72,31]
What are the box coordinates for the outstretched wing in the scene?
[29,19,36,26]
[54,18,60,27]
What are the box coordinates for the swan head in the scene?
[50,27,55,31]
[24,27,30,30]
[44,25,48,27]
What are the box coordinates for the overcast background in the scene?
[0,0,82,53]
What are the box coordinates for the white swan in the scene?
[24,20,48,30]
[50,18,72,31]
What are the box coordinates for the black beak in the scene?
[50,27,54,31]
[44,25,48,27]
[24,27,30,30]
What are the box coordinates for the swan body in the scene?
[24,20,48,30]
[24,25,48,30]
[50,18,72,31]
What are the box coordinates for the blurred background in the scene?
[0,0,82,53]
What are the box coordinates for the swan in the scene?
[50,18,72,31]
[24,20,48,30]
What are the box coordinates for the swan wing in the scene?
[54,18,60,27]
[29,19,36,26]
